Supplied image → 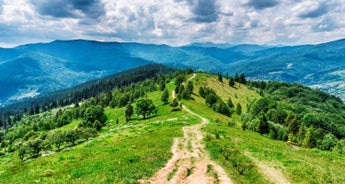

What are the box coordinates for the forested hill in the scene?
[2,38,345,105]
[0,64,174,128]
[1,67,345,183]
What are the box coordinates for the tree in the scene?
[320,133,338,150]
[227,98,234,108]
[187,81,194,92]
[236,103,242,115]
[65,129,79,146]
[170,98,179,110]
[135,99,156,119]
[47,130,65,151]
[239,73,246,84]
[125,103,134,121]
[27,138,43,158]
[205,94,218,107]
[81,106,107,129]
[333,139,345,154]
[159,80,166,91]
[229,77,235,87]
[18,146,26,161]
[234,73,240,82]
[256,113,269,135]
[199,87,205,98]
[161,89,169,104]
[217,72,223,82]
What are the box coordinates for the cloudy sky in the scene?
[0,0,345,47]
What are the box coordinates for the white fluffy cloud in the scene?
[0,0,345,47]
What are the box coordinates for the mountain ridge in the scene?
[1,38,345,105]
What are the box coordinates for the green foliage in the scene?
[159,80,166,91]
[125,103,134,121]
[236,103,242,115]
[47,130,65,151]
[320,133,338,151]
[227,98,234,108]
[80,106,107,130]
[333,139,345,154]
[206,94,218,107]
[135,98,156,119]
[229,77,235,87]
[217,72,223,82]
[161,89,169,104]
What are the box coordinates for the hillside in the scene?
[1,38,345,105]
[1,68,345,183]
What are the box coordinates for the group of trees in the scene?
[18,127,97,161]
[0,64,173,129]
[0,65,178,160]
[125,98,157,121]
[174,75,193,100]
[199,86,236,117]
[242,81,345,152]
[217,72,246,87]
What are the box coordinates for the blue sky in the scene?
[0,0,345,47]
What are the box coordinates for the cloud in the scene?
[30,0,105,19]
[0,0,344,48]
[178,0,219,22]
[0,0,3,14]
[298,2,328,18]
[312,17,338,32]
[245,0,280,10]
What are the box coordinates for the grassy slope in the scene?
[185,73,345,184]
[0,82,198,183]
[1,73,345,183]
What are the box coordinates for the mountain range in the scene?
[1,39,345,105]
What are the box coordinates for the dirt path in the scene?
[142,74,232,184]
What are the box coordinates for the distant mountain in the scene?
[1,38,345,105]
[0,40,152,106]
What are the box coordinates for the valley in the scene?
[1,39,345,106]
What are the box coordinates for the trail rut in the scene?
[142,74,232,184]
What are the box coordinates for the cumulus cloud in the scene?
[245,0,280,10]
[0,0,345,47]
[30,0,105,19]
[0,0,3,14]
[312,17,338,32]
[298,2,328,18]
[187,0,220,22]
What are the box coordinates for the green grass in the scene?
[0,83,199,184]
[2,73,345,183]
[186,73,345,184]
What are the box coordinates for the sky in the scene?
[0,0,345,47]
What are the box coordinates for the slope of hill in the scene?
[1,38,345,106]
[1,69,345,183]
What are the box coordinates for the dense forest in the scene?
[0,65,192,161]
[242,81,345,152]
[0,64,174,129]
[1,65,345,162]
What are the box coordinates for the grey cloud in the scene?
[312,17,338,32]
[0,0,3,14]
[298,3,328,18]
[31,0,105,19]
[245,0,280,10]
[178,0,219,23]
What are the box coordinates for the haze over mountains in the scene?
[1,39,345,105]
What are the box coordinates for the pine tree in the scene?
[229,77,235,87]
[161,89,169,104]
[217,72,223,82]
[236,103,242,115]
[125,103,134,122]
